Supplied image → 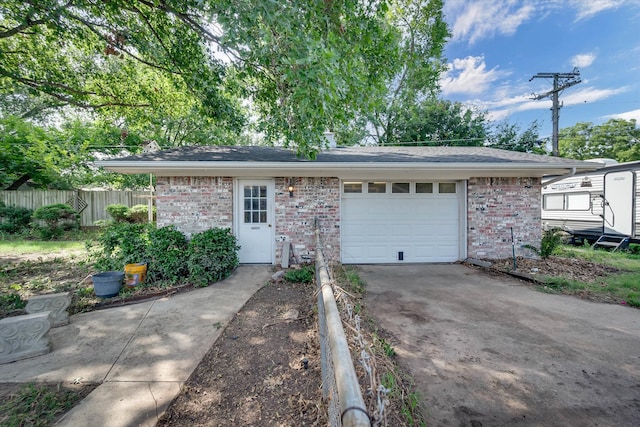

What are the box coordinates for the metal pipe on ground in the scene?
[315,227,371,427]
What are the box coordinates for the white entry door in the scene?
[236,180,274,263]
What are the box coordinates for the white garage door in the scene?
[341,181,461,263]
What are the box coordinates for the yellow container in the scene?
[124,263,147,287]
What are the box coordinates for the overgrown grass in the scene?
[0,240,86,256]
[0,382,94,427]
[558,245,640,271]
[540,245,640,307]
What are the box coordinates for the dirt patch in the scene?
[489,256,622,283]
[158,279,325,426]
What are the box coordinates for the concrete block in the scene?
[0,311,53,364]
[25,292,71,327]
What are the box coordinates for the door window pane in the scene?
[244,185,268,223]
[392,182,410,193]
[368,182,386,193]
[439,183,457,193]
[416,182,433,193]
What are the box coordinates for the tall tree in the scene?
[559,119,640,161]
[486,120,546,154]
[1,0,404,157]
[391,98,487,145]
[368,0,450,145]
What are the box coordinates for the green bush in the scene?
[187,228,240,287]
[89,222,150,272]
[0,202,33,234]
[284,266,314,283]
[105,204,129,222]
[127,204,155,223]
[146,225,189,283]
[32,203,79,240]
[524,228,563,259]
[0,293,27,312]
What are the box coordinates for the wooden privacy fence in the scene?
[0,190,152,227]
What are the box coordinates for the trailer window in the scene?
[566,192,590,210]
[544,192,591,211]
[543,194,564,210]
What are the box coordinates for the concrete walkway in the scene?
[0,265,271,427]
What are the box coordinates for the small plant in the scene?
[127,204,155,223]
[0,293,27,311]
[187,228,240,287]
[379,337,396,357]
[32,204,79,240]
[283,265,314,283]
[524,228,563,259]
[105,204,129,222]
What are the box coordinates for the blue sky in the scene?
[440,0,640,138]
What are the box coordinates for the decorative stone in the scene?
[25,292,71,327]
[0,311,53,364]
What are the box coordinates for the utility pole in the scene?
[530,68,581,156]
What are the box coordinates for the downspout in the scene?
[541,167,576,187]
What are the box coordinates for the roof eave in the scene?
[96,160,601,179]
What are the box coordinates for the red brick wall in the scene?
[467,177,541,259]
[155,176,233,236]
[274,177,340,265]
[156,176,340,265]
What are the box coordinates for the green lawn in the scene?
[543,245,640,307]
[0,240,86,256]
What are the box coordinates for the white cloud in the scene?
[569,0,627,20]
[440,56,506,95]
[571,53,596,68]
[483,86,627,121]
[605,109,640,121]
[446,0,535,45]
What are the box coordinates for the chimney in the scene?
[323,131,336,149]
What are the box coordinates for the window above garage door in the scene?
[342,181,458,196]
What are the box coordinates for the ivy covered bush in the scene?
[0,202,33,234]
[187,228,240,287]
[32,203,80,239]
[146,225,189,284]
[88,222,151,272]
[88,224,239,287]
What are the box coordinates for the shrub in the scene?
[89,222,150,272]
[127,204,155,223]
[524,228,563,259]
[284,266,315,283]
[32,203,79,240]
[0,202,33,234]
[146,225,189,283]
[187,228,240,287]
[0,293,27,312]
[105,204,129,222]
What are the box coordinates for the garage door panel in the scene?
[342,187,461,264]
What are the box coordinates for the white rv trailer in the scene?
[541,160,640,243]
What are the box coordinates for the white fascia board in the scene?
[97,160,599,179]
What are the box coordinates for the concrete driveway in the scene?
[359,264,640,427]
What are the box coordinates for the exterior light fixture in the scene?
[288,180,294,197]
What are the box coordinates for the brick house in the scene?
[98,145,598,265]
